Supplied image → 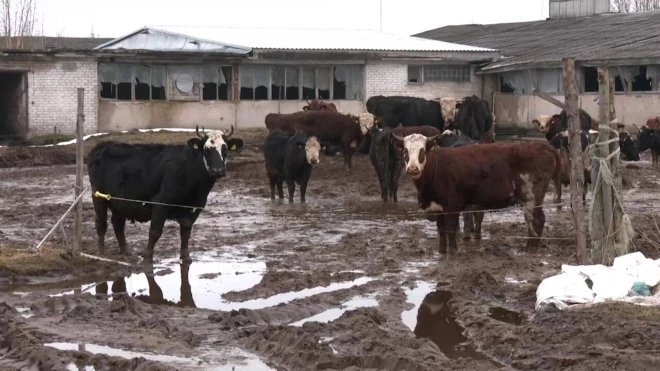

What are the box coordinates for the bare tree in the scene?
[612,0,660,12]
[0,0,39,49]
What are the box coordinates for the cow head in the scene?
[187,125,244,179]
[532,115,553,132]
[439,98,458,126]
[619,132,640,161]
[358,113,378,135]
[635,125,659,153]
[391,133,439,179]
[291,135,321,166]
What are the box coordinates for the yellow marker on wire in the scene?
[94,191,112,200]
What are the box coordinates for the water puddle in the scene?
[414,290,502,366]
[47,342,275,371]
[290,295,379,326]
[49,253,373,311]
[66,364,96,371]
[401,281,436,331]
[487,306,525,325]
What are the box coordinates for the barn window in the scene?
[169,65,201,101]
[134,64,151,101]
[633,66,653,92]
[239,65,270,100]
[408,66,422,83]
[317,67,332,100]
[271,66,285,100]
[116,65,133,100]
[285,66,300,100]
[151,65,167,100]
[333,65,363,100]
[301,67,316,100]
[583,67,599,93]
[99,63,117,99]
[499,71,535,94]
[537,68,563,93]
[424,65,471,83]
[203,65,233,101]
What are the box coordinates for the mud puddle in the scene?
[487,306,525,325]
[48,342,276,370]
[415,290,501,365]
[290,295,379,326]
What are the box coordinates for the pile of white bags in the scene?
[536,252,660,311]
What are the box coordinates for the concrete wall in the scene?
[494,93,660,131]
[365,62,480,100]
[99,100,365,131]
[0,58,98,138]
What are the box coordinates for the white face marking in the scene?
[401,133,431,179]
[533,115,552,132]
[441,129,455,136]
[440,98,457,123]
[203,130,228,160]
[423,201,444,213]
[358,113,376,135]
[305,136,321,165]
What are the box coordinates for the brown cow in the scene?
[302,99,338,112]
[392,134,561,254]
[646,116,660,129]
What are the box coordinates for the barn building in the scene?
[415,0,660,134]
[0,27,497,141]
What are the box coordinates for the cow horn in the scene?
[224,125,234,138]
[427,134,439,143]
[196,125,204,138]
[392,133,405,142]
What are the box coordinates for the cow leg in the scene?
[299,180,308,204]
[92,198,108,253]
[446,213,460,253]
[110,214,128,255]
[179,219,193,263]
[390,181,398,203]
[143,208,167,267]
[276,180,284,199]
[268,177,276,200]
[524,196,545,251]
[462,212,475,240]
[553,178,562,212]
[473,211,485,240]
[286,180,296,204]
[653,150,659,168]
[436,216,447,255]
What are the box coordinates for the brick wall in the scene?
[365,62,481,100]
[0,58,98,137]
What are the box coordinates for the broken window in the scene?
[633,66,653,91]
[271,66,285,100]
[537,68,563,93]
[117,64,133,100]
[317,67,331,100]
[134,64,151,101]
[202,65,233,101]
[499,71,534,94]
[169,65,201,100]
[99,63,117,99]
[239,65,270,100]
[647,66,660,91]
[302,67,315,100]
[333,65,363,100]
[408,66,422,83]
[285,66,299,100]
[583,67,599,93]
[151,65,167,100]
[499,76,515,93]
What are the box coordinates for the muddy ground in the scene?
[1,129,660,371]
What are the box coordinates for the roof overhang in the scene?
[476,56,660,74]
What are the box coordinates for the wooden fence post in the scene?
[562,57,588,264]
[74,88,84,254]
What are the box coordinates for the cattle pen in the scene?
[1,97,660,369]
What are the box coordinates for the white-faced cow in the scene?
[392,133,561,254]
[87,126,243,265]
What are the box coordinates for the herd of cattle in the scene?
[84,95,660,263]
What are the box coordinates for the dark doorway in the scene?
[0,72,28,143]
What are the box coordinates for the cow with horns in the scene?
[87,126,244,266]
[302,99,338,112]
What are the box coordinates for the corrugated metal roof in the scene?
[414,10,660,72]
[98,26,495,53]
[94,27,252,54]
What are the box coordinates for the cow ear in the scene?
[226,138,244,151]
[188,138,203,150]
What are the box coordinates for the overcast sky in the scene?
[40,0,550,38]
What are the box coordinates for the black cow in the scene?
[321,141,342,156]
[368,127,404,203]
[453,95,494,142]
[264,131,321,203]
[366,95,445,130]
[635,126,660,167]
[619,132,640,161]
[87,126,244,265]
